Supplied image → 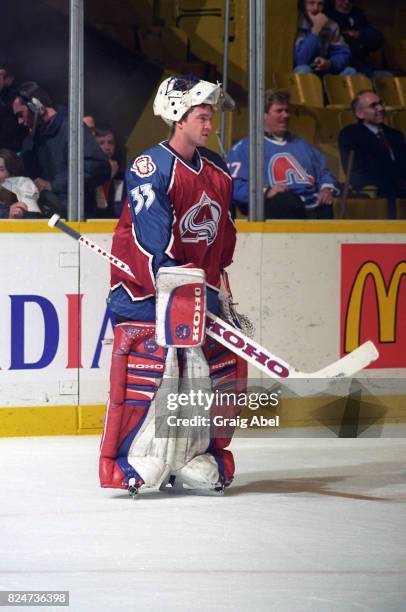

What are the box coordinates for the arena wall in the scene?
[0,220,405,436]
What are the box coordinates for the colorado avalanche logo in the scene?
[143,338,159,353]
[175,324,191,340]
[131,155,156,178]
[180,191,221,245]
[268,153,315,186]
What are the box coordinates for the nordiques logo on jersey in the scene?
[180,191,221,245]
[268,152,315,186]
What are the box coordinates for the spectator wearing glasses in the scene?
[338,89,406,217]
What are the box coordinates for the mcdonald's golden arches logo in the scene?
[341,245,406,369]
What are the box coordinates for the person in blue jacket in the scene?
[226,89,339,219]
[294,0,356,75]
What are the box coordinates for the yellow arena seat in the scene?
[389,110,406,136]
[272,72,303,105]
[338,109,356,129]
[294,73,324,108]
[394,76,406,107]
[289,105,318,143]
[324,75,372,109]
[374,77,404,111]
[273,72,324,108]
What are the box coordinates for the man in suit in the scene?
[339,89,406,217]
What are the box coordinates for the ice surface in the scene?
[0,435,405,612]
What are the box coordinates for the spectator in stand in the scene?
[0,62,23,151]
[325,0,390,77]
[94,127,125,217]
[295,0,356,75]
[339,90,406,218]
[11,81,110,218]
[0,148,42,218]
[226,89,339,219]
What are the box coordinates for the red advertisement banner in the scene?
[341,244,406,368]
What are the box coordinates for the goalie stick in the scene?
[48,214,379,379]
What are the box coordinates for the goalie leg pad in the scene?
[174,448,235,489]
[156,266,206,347]
[169,338,248,489]
[209,447,235,486]
[175,453,220,489]
[99,321,174,489]
[206,337,247,484]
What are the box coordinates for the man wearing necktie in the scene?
[339,89,406,217]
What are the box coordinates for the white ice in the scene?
[0,435,405,612]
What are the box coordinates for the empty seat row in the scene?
[273,72,406,111]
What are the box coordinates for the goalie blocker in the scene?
[156,267,206,347]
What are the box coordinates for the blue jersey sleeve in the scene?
[126,150,180,276]
[226,138,249,205]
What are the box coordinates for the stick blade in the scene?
[312,340,379,379]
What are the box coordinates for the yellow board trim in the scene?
[1,398,405,437]
[0,406,78,437]
[0,405,106,437]
[1,219,406,234]
[235,220,406,233]
[0,220,119,234]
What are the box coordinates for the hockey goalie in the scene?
[99,74,249,496]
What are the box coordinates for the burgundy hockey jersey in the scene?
[109,141,236,321]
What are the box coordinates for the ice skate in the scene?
[160,471,229,496]
[127,477,143,498]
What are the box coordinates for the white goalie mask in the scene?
[153,75,233,126]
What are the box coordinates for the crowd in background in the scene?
[295,0,390,77]
[0,0,405,221]
[0,62,125,220]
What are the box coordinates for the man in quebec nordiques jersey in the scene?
[226,88,338,218]
[99,75,247,497]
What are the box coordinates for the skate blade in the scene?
[180,487,225,496]
[128,485,139,498]
[173,482,226,496]
[159,475,227,496]
[128,477,143,498]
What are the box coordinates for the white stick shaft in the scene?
[48,216,379,379]
[79,236,137,278]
